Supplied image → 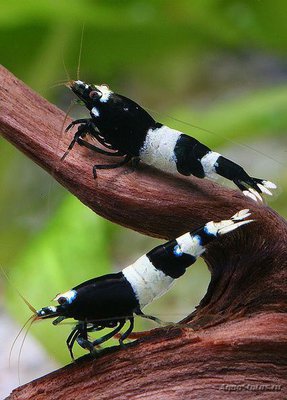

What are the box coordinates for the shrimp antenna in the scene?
[9,315,36,368]
[62,50,71,85]
[49,81,70,90]
[77,23,85,81]
[17,315,37,385]
[1,266,38,376]
[0,267,36,314]
[58,100,77,162]
[146,107,283,167]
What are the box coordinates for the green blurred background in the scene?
[0,0,286,378]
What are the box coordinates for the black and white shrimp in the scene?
[36,209,253,359]
[63,80,276,202]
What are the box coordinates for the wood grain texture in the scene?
[1,65,286,399]
[7,313,287,400]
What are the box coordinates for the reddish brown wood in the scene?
[6,313,287,400]
[1,66,286,399]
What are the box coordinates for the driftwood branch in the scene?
[1,65,286,399]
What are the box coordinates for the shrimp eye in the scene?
[57,296,67,305]
[89,90,101,99]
